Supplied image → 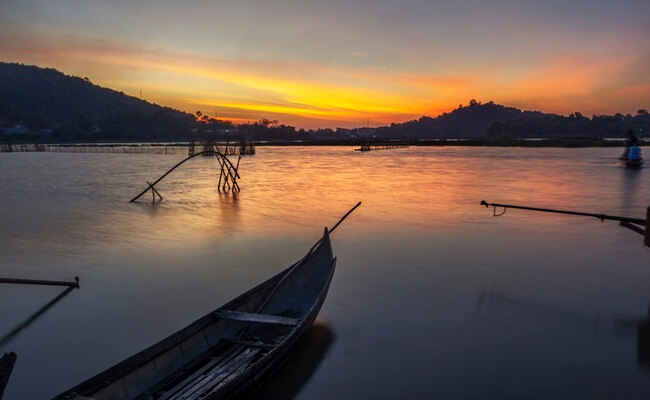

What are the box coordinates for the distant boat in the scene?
[622,158,644,169]
[620,145,643,168]
[54,227,343,400]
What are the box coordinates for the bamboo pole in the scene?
[0,277,79,288]
[480,200,646,225]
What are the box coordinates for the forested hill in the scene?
[0,62,195,140]
[1,62,648,142]
[375,100,650,139]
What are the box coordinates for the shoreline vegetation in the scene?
[1,137,648,148]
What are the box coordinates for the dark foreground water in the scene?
[1,147,649,399]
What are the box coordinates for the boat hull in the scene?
[207,258,336,400]
[622,158,644,168]
[53,231,337,400]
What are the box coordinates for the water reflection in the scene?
[475,288,604,330]
[217,192,241,232]
[478,290,650,373]
[638,305,650,371]
[620,167,642,212]
[247,320,335,400]
[1,147,650,399]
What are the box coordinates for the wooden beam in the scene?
[220,338,274,350]
[157,346,242,400]
[620,221,645,236]
[213,310,300,326]
[0,277,79,288]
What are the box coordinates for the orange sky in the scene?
[1,1,648,128]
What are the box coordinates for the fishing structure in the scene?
[130,148,243,203]
[354,142,409,152]
[481,200,650,247]
[188,140,255,157]
[0,141,255,155]
[54,202,362,400]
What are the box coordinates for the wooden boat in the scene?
[622,158,644,169]
[54,203,360,400]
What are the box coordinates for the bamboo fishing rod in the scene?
[480,200,646,226]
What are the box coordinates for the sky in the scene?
[0,0,649,128]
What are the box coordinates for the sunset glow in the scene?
[1,0,648,128]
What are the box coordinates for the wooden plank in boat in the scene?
[157,345,242,400]
[169,346,249,400]
[198,346,265,398]
[178,348,261,400]
[171,347,256,400]
[214,310,300,326]
[221,338,274,350]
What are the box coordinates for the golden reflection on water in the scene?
[117,146,648,240]
[1,147,650,399]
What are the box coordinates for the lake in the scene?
[1,146,649,399]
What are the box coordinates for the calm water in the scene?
[1,146,649,399]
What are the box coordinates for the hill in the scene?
[0,62,195,140]
[375,100,649,139]
[0,62,647,142]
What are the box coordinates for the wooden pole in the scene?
[644,207,650,247]
[130,151,219,202]
[0,285,77,348]
[0,277,79,288]
[233,156,241,191]
[216,155,224,191]
[481,200,646,226]
[330,201,362,234]
[0,352,16,399]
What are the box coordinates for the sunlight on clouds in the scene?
[1,31,648,127]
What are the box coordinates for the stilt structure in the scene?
[188,139,255,157]
[130,149,241,203]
